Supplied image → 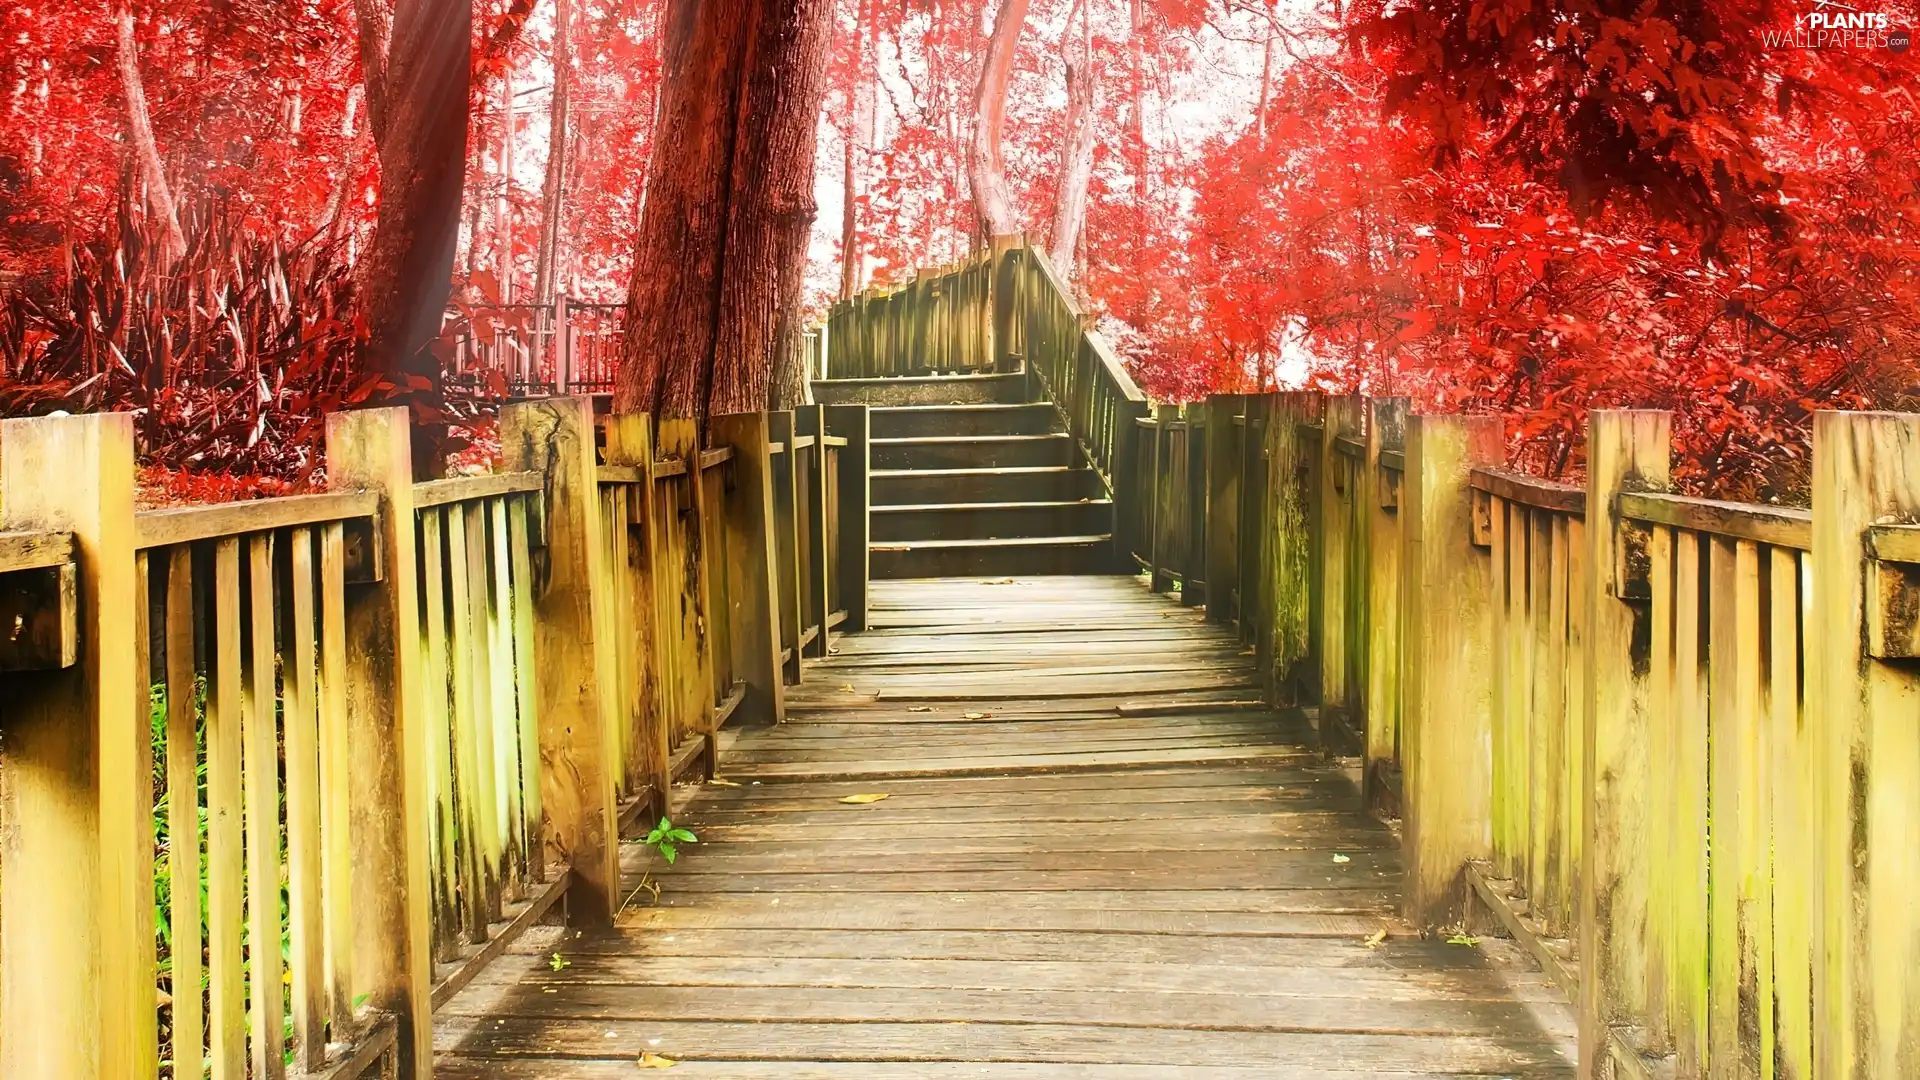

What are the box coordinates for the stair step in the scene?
[870,535,1117,579]
[870,403,1060,439]
[872,434,1073,471]
[871,500,1114,543]
[871,466,1108,505]
[812,373,1030,407]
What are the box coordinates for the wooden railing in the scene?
[821,237,1149,560]
[446,296,624,397]
[822,250,999,378]
[1129,395,1920,1079]
[0,399,869,1079]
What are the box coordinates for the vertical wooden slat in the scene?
[1563,514,1588,942]
[245,534,287,1077]
[823,404,871,630]
[1488,497,1516,878]
[318,521,356,1035]
[711,411,788,729]
[284,527,326,1071]
[1538,511,1571,937]
[464,499,504,920]
[420,508,461,955]
[506,496,545,877]
[167,545,206,1080]
[1770,549,1813,1080]
[126,551,157,1076]
[208,536,246,1080]
[1673,528,1710,1072]
[1525,507,1554,920]
[1363,398,1408,813]
[799,405,832,658]
[490,496,525,892]
[1645,523,1677,1052]
[605,414,669,822]
[446,502,489,944]
[1706,536,1743,1077]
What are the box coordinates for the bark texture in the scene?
[1048,0,1097,279]
[969,0,1031,239]
[355,0,470,475]
[115,6,186,267]
[720,0,836,413]
[615,0,834,419]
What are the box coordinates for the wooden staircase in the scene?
[813,377,1116,578]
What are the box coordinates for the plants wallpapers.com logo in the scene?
[1761,0,1912,48]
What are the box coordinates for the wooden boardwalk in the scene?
[436,576,1577,1077]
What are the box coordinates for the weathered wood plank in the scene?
[133,490,379,549]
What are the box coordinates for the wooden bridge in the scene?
[1,240,1917,1079]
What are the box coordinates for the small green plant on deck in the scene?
[619,817,697,912]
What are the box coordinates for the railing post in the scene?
[324,406,435,1075]
[0,413,148,1079]
[1148,403,1178,593]
[1578,409,1670,1080]
[1808,410,1920,1080]
[1318,394,1365,738]
[501,397,620,927]
[1364,397,1409,813]
[796,405,832,656]
[710,411,787,727]
[825,404,871,630]
[1204,394,1247,623]
[1112,397,1148,573]
[768,411,804,685]
[1400,412,1502,929]
[554,292,572,395]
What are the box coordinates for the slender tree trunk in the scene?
[497,73,514,301]
[837,0,866,302]
[1048,0,1096,279]
[115,5,186,267]
[614,0,757,418]
[969,0,1031,239]
[534,0,570,305]
[1256,32,1273,149]
[355,0,470,476]
[1127,0,1146,213]
[323,87,362,243]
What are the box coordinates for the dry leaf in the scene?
[963,711,992,720]
[907,706,934,713]
[1332,854,1351,864]
[638,1050,678,1068]
[707,777,741,787]
[837,684,858,693]
[839,793,890,804]
[982,578,1015,585]
[1362,929,1388,949]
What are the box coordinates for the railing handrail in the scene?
[1616,487,1812,550]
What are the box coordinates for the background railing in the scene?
[0,398,869,1078]
[446,296,624,397]
[1128,394,1920,1080]
[822,251,999,379]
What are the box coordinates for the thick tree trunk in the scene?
[718,0,835,413]
[534,0,570,305]
[968,0,1031,239]
[496,73,514,300]
[1048,0,1096,280]
[115,6,186,267]
[616,0,834,419]
[355,0,470,475]
[614,0,755,418]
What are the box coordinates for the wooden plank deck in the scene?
[436,576,1577,1077]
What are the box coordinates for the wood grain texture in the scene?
[437,575,1575,1076]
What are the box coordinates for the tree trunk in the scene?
[614,0,756,418]
[534,0,570,305]
[1048,0,1096,280]
[355,0,470,476]
[115,5,186,267]
[1257,33,1273,149]
[969,0,1031,240]
[496,72,514,301]
[837,0,866,303]
[615,0,834,419]
[720,0,836,414]
[322,87,362,243]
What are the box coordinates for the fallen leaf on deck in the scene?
[1446,934,1481,946]
[838,684,858,693]
[839,792,890,804]
[1362,929,1388,949]
[638,1051,678,1068]
[982,578,1016,585]
[963,711,993,720]
[907,706,934,712]
[1239,647,1256,655]
[1331,854,1351,864]
[707,778,741,787]
[549,953,570,971]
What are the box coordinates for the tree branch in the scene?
[115,4,186,267]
